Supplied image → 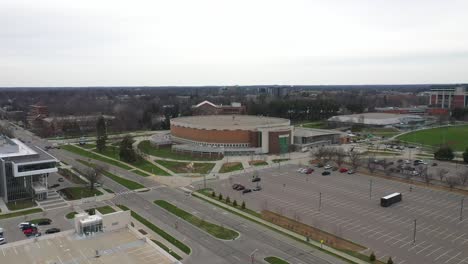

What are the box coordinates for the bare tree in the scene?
[334,147,346,168]
[415,165,427,178]
[309,147,325,164]
[82,165,105,190]
[445,176,459,190]
[324,147,336,165]
[0,123,15,138]
[458,169,468,186]
[436,168,449,182]
[423,173,433,184]
[348,151,362,171]
[367,157,377,173]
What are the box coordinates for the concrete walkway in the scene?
[190,190,370,264]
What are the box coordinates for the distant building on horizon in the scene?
[428,86,468,109]
[191,100,246,116]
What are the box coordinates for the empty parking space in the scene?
[210,164,468,264]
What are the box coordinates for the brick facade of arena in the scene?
[170,115,293,154]
[170,125,253,144]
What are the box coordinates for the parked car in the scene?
[232,184,240,190]
[23,227,37,236]
[18,222,31,229]
[347,170,355,174]
[339,168,348,173]
[322,171,331,176]
[236,185,245,191]
[253,186,262,191]
[305,168,314,174]
[300,168,308,173]
[242,188,252,194]
[252,177,261,182]
[411,170,419,176]
[324,164,332,170]
[58,178,64,182]
[0,237,6,245]
[404,160,411,164]
[296,168,305,172]
[432,162,438,166]
[37,219,52,226]
[45,228,60,234]
[50,184,60,188]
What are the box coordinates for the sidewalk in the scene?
[192,191,370,264]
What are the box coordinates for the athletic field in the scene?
[397,124,468,151]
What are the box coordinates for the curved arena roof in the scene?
[171,115,290,130]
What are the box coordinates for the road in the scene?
[4,122,346,264]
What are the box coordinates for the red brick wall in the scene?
[427,108,449,115]
[171,125,253,143]
[452,95,465,108]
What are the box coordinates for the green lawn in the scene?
[6,200,36,211]
[66,212,78,219]
[62,145,132,170]
[29,218,52,225]
[155,160,215,174]
[397,125,468,151]
[102,170,145,190]
[58,167,87,184]
[219,162,244,173]
[272,158,290,163]
[264,256,290,264]
[81,143,96,149]
[0,209,43,220]
[116,205,191,255]
[96,205,116,215]
[151,240,183,260]
[60,187,103,200]
[132,159,170,176]
[300,121,326,129]
[132,170,151,177]
[76,159,145,190]
[249,160,268,166]
[138,141,222,161]
[154,200,239,240]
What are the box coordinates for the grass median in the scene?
[0,208,43,220]
[154,200,239,240]
[77,159,145,190]
[155,160,215,174]
[116,204,191,255]
[151,239,183,261]
[219,162,244,173]
[62,145,132,170]
[265,256,290,264]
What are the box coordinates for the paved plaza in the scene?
[209,164,468,264]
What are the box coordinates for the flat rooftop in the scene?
[0,229,174,264]
[294,127,343,137]
[171,115,290,130]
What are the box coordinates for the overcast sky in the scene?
[1,0,468,86]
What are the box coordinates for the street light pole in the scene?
[369,179,373,200]
[319,192,322,211]
[413,219,417,244]
[460,197,465,221]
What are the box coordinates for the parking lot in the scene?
[210,164,468,264]
[0,208,73,244]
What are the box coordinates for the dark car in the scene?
[252,177,261,182]
[236,185,245,191]
[50,184,60,188]
[242,188,252,194]
[322,171,331,176]
[45,228,60,234]
[37,219,52,226]
[232,184,240,190]
[58,178,64,182]
[432,162,438,166]
[253,186,262,191]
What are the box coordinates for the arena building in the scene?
[170,115,293,155]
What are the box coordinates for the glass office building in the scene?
[0,136,58,203]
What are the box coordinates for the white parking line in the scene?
[425,246,443,257]
[444,252,462,264]
[434,249,453,261]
